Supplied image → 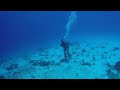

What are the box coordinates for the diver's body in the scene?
[60,39,71,60]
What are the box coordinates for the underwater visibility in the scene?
[0,11,120,79]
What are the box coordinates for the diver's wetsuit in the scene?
[60,39,70,60]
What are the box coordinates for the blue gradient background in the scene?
[0,11,120,56]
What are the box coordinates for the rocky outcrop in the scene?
[114,61,120,72]
[29,60,51,67]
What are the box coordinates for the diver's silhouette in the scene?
[60,39,71,61]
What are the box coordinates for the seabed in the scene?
[0,40,120,79]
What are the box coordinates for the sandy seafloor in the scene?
[1,39,120,79]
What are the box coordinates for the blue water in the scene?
[1,11,120,79]
[1,11,120,56]
[0,11,70,56]
[0,11,120,56]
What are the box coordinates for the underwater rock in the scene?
[0,75,5,79]
[113,47,120,51]
[72,52,77,55]
[101,54,105,59]
[106,62,113,68]
[86,43,89,47]
[6,64,18,71]
[55,63,61,66]
[30,60,51,67]
[74,60,76,63]
[81,59,92,66]
[114,61,120,72]
[101,46,105,49]
[106,69,118,79]
[95,78,99,79]
[81,62,92,66]
[75,54,79,58]
[93,55,96,61]
[81,49,87,53]
[112,54,116,56]
[60,59,69,63]
[104,52,108,54]
[50,61,55,65]
[91,47,95,50]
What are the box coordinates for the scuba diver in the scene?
[60,38,71,62]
